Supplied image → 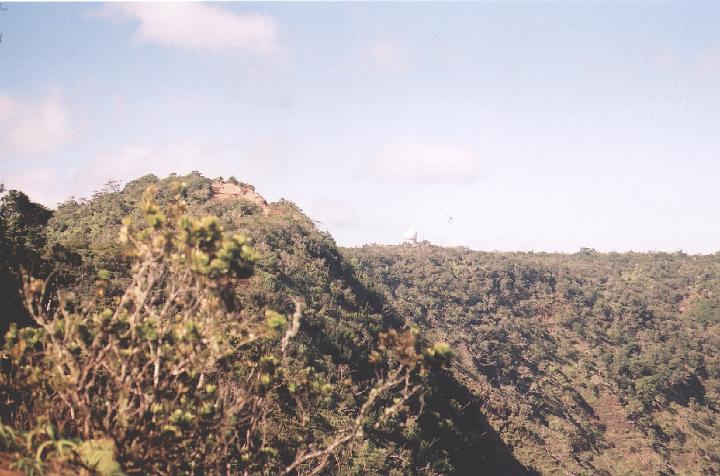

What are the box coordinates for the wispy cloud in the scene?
[698,48,720,74]
[0,89,73,156]
[654,48,720,75]
[304,197,359,231]
[72,138,288,199]
[365,38,409,73]
[0,166,66,207]
[96,3,282,57]
[371,140,481,183]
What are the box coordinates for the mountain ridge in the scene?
[1,172,718,474]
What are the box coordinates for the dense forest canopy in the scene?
[345,245,720,474]
[0,173,718,475]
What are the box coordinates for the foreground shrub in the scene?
[1,185,444,474]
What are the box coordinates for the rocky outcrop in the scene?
[211,181,268,211]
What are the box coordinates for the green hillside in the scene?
[0,174,526,475]
[344,245,720,474]
[1,173,718,475]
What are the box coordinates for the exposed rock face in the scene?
[211,181,268,209]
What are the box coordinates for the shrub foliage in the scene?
[1,184,446,475]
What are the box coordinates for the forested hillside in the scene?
[345,245,720,474]
[0,173,718,475]
[0,174,525,475]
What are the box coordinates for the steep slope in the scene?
[6,173,718,474]
[343,245,720,475]
[28,173,532,474]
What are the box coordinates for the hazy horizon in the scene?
[3,2,720,253]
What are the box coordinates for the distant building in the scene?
[404,228,418,245]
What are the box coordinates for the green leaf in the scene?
[265,310,286,331]
[77,439,125,476]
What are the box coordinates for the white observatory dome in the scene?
[404,228,417,243]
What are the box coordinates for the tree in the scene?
[0,189,53,339]
[0,189,52,275]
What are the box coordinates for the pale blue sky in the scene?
[2,2,720,252]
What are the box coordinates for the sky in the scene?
[2,2,720,253]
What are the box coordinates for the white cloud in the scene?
[365,39,408,73]
[98,3,282,57]
[0,90,73,156]
[372,140,481,182]
[0,167,66,207]
[72,138,288,199]
[1,138,287,207]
